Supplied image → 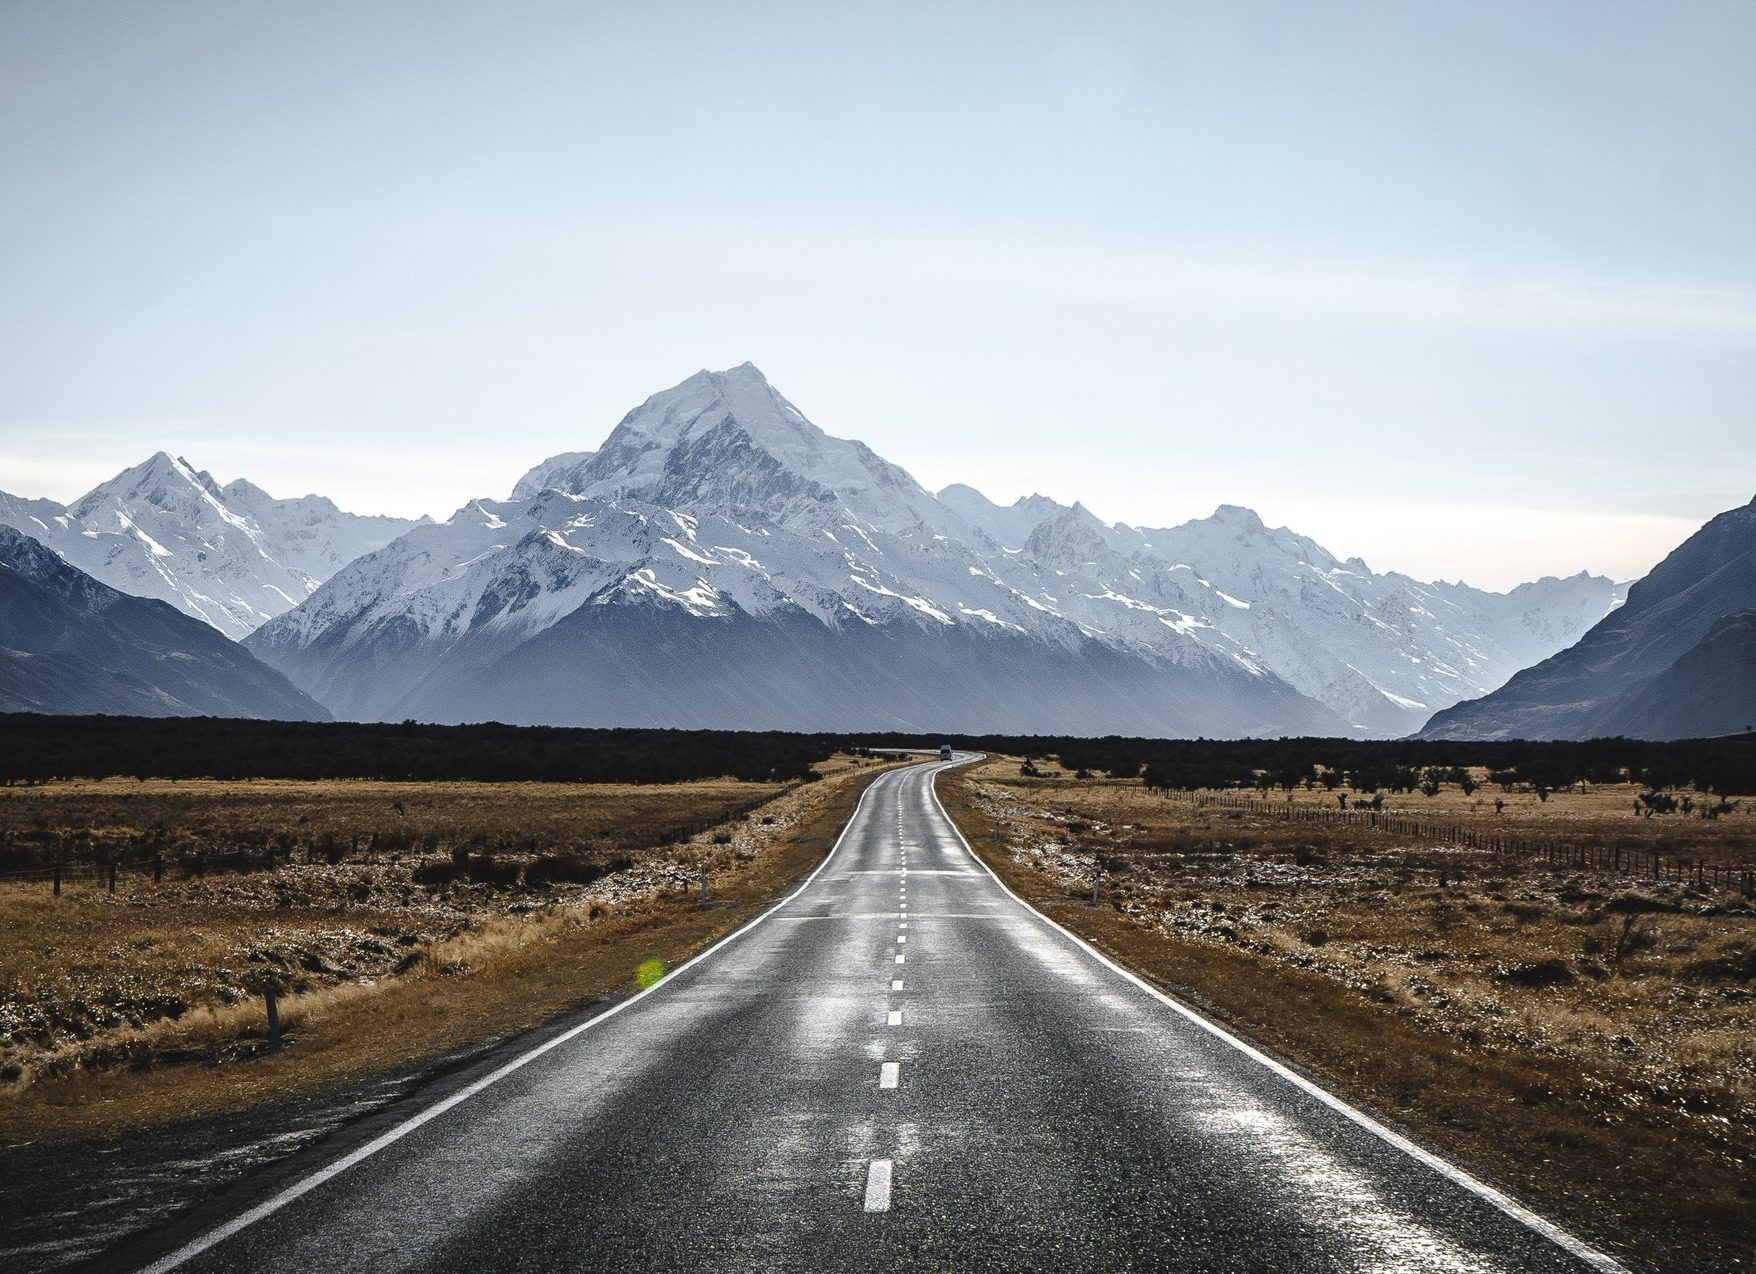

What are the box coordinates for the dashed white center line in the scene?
[887,1009,902,1026]
[879,1061,900,1089]
[891,979,904,990]
[897,934,907,943]
[895,953,905,964]
[863,1158,893,1212]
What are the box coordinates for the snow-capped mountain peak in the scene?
[514,364,949,536]
[244,363,1622,736]
[0,458,423,639]
[937,484,1079,549]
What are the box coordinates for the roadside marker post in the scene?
[1092,862,1102,907]
[699,861,709,907]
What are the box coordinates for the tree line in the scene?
[0,715,843,785]
[5,716,1752,797]
[986,734,1756,800]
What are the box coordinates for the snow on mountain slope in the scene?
[219,477,422,588]
[250,366,1330,732]
[248,362,1617,735]
[0,524,327,719]
[1124,506,1623,734]
[0,455,424,639]
[933,484,1073,550]
[516,363,964,537]
[511,451,594,500]
[936,485,1619,733]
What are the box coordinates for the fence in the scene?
[1165,790,1756,896]
[0,792,785,894]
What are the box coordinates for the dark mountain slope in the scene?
[1589,610,1756,740]
[0,525,329,720]
[394,600,1342,735]
[1422,497,1756,739]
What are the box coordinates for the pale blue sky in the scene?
[2,1,1753,587]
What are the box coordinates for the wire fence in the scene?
[1166,790,1756,896]
[0,795,782,893]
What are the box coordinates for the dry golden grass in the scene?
[0,773,789,865]
[0,755,896,1140]
[943,757,1756,1272]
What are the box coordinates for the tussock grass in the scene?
[943,757,1756,1272]
[0,754,895,1137]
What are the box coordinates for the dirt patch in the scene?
[941,758,1756,1273]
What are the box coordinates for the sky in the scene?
[2,1,1753,590]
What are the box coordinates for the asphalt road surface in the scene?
[112,757,1624,1273]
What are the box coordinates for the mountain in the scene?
[0,525,328,719]
[0,454,423,639]
[936,483,1619,735]
[1421,496,1756,739]
[1591,611,1756,740]
[246,363,1615,736]
[507,364,958,535]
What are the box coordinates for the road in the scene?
[113,757,1622,1273]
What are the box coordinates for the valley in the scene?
[939,756,1756,1270]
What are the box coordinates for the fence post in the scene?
[699,860,709,908]
[265,985,282,1050]
[53,861,61,896]
[154,854,164,884]
[108,861,117,894]
[1092,862,1102,907]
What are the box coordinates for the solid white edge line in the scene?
[863,1157,894,1212]
[134,765,910,1274]
[925,757,1628,1274]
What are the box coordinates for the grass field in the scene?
[0,753,894,1139]
[942,756,1756,1272]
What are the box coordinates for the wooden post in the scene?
[52,862,61,896]
[108,861,117,893]
[1091,862,1102,907]
[265,985,282,1049]
[154,854,164,884]
[699,860,709,908]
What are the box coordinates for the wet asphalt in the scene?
[107,758,1623,1274]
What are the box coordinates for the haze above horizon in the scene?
[3,1,1752,590]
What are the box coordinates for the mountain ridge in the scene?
[1420,496,1756,740]
[0,453,424,639]
[0,524,329,719]
[247,364,1619,735]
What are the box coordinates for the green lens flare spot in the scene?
[636,958,668,989]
